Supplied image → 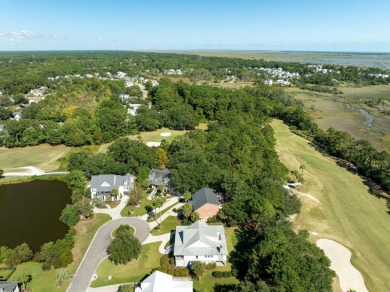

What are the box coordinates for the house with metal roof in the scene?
[174,221,227,267]
[89,173,133,201]
[148,169,171,187]
[190,188,221,221]
[135,271,192,292]
[0,281,19,292]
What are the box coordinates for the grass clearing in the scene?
[121,194,150,217]
[147,201,179,222]
[151,215,180,236]
[271,119,390,292]
[90,242,161,287]
[0,144,70,172]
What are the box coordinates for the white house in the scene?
[135,271,192,292]
[127,104,142,116]
[174,221,228,267]
[265,79,273,85]
[89,173,133,201]
[0,281,19,292]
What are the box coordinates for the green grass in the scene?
[271,119,390,292]
[147,201,179,222]
[0,144,70,172]
[7,213,111,291]
[90,242,161,287]
[137,123,208,144]
[121,194,150,217]
[9,262,62,292]
[151,215,180,236]
[0,268,15,281]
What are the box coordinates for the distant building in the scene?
[10,112,22,121]
[127,104,142,116]
[265,79,273,85]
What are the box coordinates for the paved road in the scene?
[67,218,149,292]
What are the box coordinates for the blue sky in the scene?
[0,0,389,52]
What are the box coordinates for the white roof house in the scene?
[174,221,228,267]
[135,271,192,292]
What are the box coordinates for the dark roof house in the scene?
[191,188,220,211]
[148,169,171,186]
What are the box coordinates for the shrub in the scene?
[172,208,178,213]
[160,255,169,268]
[167,268,175,275]
[212,271,232,278]
[174,269,181,277]
[180,268,190,277]
[205,262,216,270]
[207,215,220,224]
[169,257,175,265]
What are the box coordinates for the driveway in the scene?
[67,218,149,292]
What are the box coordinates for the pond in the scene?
[0,180,72,251]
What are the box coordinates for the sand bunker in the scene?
[146,142,161,147]
[160,132,172,137]
[317,239,368,292]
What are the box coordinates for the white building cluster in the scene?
[164,69,183,75]
[258,67,298,86]
[48,71,159,88]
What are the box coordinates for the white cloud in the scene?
[0,30,37,42]
[98,37,104,41]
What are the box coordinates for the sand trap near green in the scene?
[317,239,368,292]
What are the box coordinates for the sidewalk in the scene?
[93,195,129,220]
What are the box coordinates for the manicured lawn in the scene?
[139,128,188,143]
[9,262,62,292]
[147,201,179,222]
[0,144,70,172]
[8,213,111,291]
[121,194,150,217]
[90,242,161,287]
[137,123,208,144]
[272,119,390,292]
[151,215,180,236]
[0,268,15,280]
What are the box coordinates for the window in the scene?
[196,256,198,259]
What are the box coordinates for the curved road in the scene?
[67,218,150,292]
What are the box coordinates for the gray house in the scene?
[148,169,171,187]
[174,221,227,267]
[0,281,19,292]
[89,173,133,201]
[191,188,221,221]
